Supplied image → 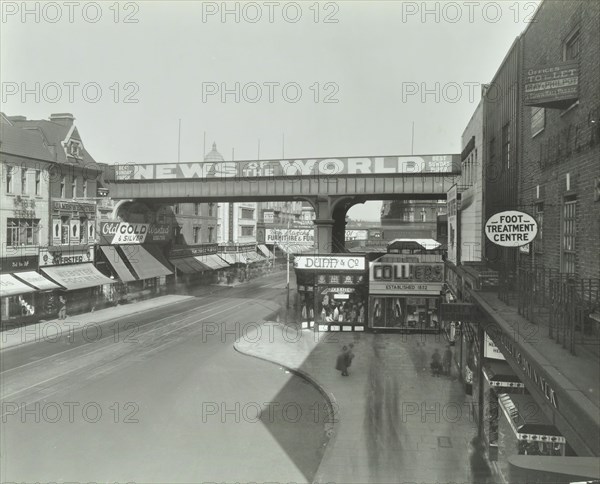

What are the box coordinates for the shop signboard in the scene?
[484,331,505,360]
[369,281,443,295]
[0,255,38,273]
[170,244,218,258]
[265,228,314,244]
[99,222,171,245]
[263,211,274,223]
[370,262,444,282]
[114,154,460,180]
[39,247,94,267]
[523,62,579,108]
[295,255,366,271]
[485,211,538,248]
[53,201,96,214]
[345,230,368,241]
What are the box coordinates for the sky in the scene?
[1,0,540,220]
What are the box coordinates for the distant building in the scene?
[380,199,446,242]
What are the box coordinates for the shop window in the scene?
[208,203,215,217]
[83,179,88,197]
[370,296,440,329]
[531,107,545,137]
[21,168,28,194]
[35,170,41,195]
[6,165,14,193]
[61,216,70,244]
[208,226,214,243]
[6,218,40,246]
[562,200,576,274]
[194,203,201,216]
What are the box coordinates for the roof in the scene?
[387,238,442,250]
[0,123,55,162]
[10,118,97,165]
[204,142,224,162]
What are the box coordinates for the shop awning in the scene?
[41,263,115,291]
[170,257,211,274]
[0,273,37,297]
[243,251,265,264]
[498,393,566,443]
[197,254,229,270]
[483,359,525,389]
[13,271,62,291]
[100,246,137,282]
[123,246,173,279]
[218,253,245,265]
[258,244,274,259]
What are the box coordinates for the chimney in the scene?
[49,113,75,127]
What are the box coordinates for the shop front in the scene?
[293,254,368,332]
[496,392,567,483]
[217,244,265,283]
[168,244,229,286]
[97,222,173,303]
[368,254,444,332]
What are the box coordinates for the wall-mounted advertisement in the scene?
[265,228,314,244]
[39,247,94,267]
[99,222,171,245]
[484,332,505,360]
[263,211,274,223]
[345,230,368,241]
[523,62,579,108]
[295,255,366,271]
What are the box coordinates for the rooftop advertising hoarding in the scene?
[113,154,459,180]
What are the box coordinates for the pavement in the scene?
[235,322,489,484]
[0,294,196,351]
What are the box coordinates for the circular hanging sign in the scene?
[485,210,538,247]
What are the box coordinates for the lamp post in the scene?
[285,202,291,324]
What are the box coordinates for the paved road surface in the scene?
[1,274,328,483]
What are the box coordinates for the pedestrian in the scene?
[347,343,355,370]
[430,348,442,376]
[58,295,67,320]
[335,345,350,376]
[443,345,453,376]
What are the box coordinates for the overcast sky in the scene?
[1,1,539,220]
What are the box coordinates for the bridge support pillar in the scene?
[313,218,334,253]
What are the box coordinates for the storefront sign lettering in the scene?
[370,262,444,282]
[485,211,538,247]
[99,222,171,245]
[498,332,559,410]
[266,229,314,243]
[295,256,366,271]
[39,247,94,267]
[0,255,38,273]
[523,62,579,107]
[53,201,96,213]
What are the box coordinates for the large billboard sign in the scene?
[485,211,538,248]
[265,228,314,243]
[523,62,579,108]
[99,222,171,245]
[113,154,459,180]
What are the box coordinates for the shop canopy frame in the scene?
[13,271,62,291]
[41,263,116,291]
[0,273,37,298]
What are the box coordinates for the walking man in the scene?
[336,346,350,376]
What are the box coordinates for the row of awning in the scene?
[276,243,314,255]
[169,253,229,274]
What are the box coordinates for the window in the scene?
[193,226,200,244]
[21,168,28,194]
[241,226,254,237]
[6,218,40,246]
[535,203,544,253]
[174,204,180,215]
[208,226,214,243]
[83,179,88,197]
[60,176,66,198]
[61,216,70,244]
[502,123,511,170]
[531,107,545,137]
[562,200,576,273]
[420,209,427,222]
[35,170,41,195]
[241,208,254,220]
[408,209,415,222]
[564,30,580,61]
[208,203,215,217]
[194,203,201,216]
[6,165,14,193]
[71,177,77,198]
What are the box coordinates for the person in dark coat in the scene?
[336,346,350,376]
[443,346,453,375]
[430,348,442,375]
[347,343,355,369]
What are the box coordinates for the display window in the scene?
[369,295,440,329]
[317,288,367,325]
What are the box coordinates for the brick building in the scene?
[519,0,600,280]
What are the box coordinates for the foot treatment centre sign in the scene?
[113,154,459,180]
[485,211,538,247]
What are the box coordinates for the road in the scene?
[0,273,329,483]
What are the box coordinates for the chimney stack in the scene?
[49,113,75,127]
